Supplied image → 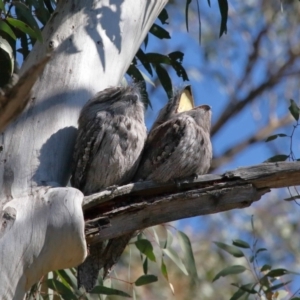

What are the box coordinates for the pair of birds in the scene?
[71,84,212,290]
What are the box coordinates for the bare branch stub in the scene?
[82,162,300,246]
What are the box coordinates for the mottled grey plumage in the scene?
[134,103,212,182]
[71,85,147,195]
[71,85,147,291]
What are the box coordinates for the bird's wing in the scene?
[135,115,195,181]
[71,111,109,191]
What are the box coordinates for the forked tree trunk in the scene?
[0,0,167,298]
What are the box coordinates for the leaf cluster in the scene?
[213,218,300,300]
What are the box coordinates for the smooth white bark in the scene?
[0,0,167,297]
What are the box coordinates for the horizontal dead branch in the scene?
[82,162,300,246]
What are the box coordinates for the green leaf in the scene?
[158,9,169,24]
[161,258,169,281]
[264,281,292,293]
[260,264,271,272]
[170,59,189,81]
[31,0,51,26]
[213,265,246,282]
[135,274,158,286]
[155,64,173,99]
[90,286,131,297]
[146,53,171,64]
[177,230,199,283]
[265,134,288,142]
[0,20,17,40]
[149,24,171,39]
[144,34,148,48]
[163,248,188,275]
[45,279,77,299]
[6,18,42,41]
[14,2,43,41]
[0,0,5,11]
[55,269,77,290]
[232,239,250,249]
[136,49,152,76]
[135,239,156,262]
[168,51,184,62]
[264,154,288,163]
[229,288,246,300]
[284,195,300,201]
[289,99,300,121]
[185,0,192,31]
[165,229,174,249]
[214,242,245,257]
[255,248,267,255]
[231,283,257,294]
[218,0,228,37]
[265,268,292,278]
[143,257,148,275]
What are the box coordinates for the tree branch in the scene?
[82,162,300,246]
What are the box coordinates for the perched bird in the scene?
[71,85,147,195]
[151,85,195,131]
[71,84,147,291]
[134,86,212,182]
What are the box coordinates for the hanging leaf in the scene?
[214,242,244,257]
[177,230,199,283]
[0,20,17,40]
[135,274,158,286]
[185,0,192,31]
[232,239,250,249]
[158,9,169,24]
[0,0,5,11]
[45,279,77,299]
[231,283,257,294]
[90,286,131,297]
[284,195,300,201]
[135,239,156,262]
[144,34,149,48]
[265,134,288,142]
[264,281,292,293]
[265,268,294,278]
[264,154,288,163]
[160,258,168,280]
[218,0,228,37]
[55,269,77,290]
[168,51,184,62]
[6,18,42,42]
[14,2,43,41]
[255,248,267,255]
[136,49,153,76]
[30,0,51,26]
[143,257,148,274]
[155,64,173,99]
[149,24,171,39]
[229,288,246,300]
[146,53,171,64]
[163,248,188,275]
[165,229,174,249]
[213,265,246,282]
[289,99,300,121]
